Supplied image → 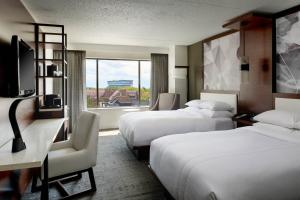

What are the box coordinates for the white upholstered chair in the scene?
[42,111,99,198]
[150,93,180,111]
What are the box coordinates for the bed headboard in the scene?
[200,92,238,114]
[275,98,300,112]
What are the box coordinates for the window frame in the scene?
[86,58,151,108]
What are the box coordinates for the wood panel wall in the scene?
[238,22,273,113]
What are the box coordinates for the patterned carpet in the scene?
[22,130,166,200]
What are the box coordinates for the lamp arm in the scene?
[8,95,40,153]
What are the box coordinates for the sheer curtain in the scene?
[67,51,87,132]
[54,50,86,132]
[150,53,168,106]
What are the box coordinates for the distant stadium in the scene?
[107,80,133,87]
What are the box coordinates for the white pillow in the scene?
[253,110,300,129]
[185,100,233,111]
[185,100,204,108]
[200,109,233,118]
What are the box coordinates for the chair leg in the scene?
[88,168,97,192]
[31,174,42,193]
[49,168,97,200]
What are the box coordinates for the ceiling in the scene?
[21,0,300,47]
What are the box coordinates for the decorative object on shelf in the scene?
[44,94,62,108]
[53,71,63,77]
[47,64,58,77]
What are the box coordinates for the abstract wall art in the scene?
[276,10,300,94]
[203,32,240,91]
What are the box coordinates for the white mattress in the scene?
[150,124,300,200]
[119,107,233,147]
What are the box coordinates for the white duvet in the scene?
[150,123,300,200]
[119,107,233,147]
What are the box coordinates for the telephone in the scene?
[234,113,256,121]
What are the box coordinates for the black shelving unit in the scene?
[34,23,68,119]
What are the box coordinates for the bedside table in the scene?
[232,114,257,127]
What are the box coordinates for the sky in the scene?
[86,59,151,88]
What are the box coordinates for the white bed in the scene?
[119,93,237,148]
[150,97,300,200]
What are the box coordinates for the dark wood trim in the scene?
[272,15,277,93]
[202,30,238,43]
[174,66,188,69]
[223,12,272,30]
[273,93,300,99]
[274,4,300,18]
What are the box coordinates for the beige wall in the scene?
[168,45,188,107]
[188,41,203,100]
[89,106,149,130]
[0,0,35,43]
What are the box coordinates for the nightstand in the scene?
[232,114,257,127]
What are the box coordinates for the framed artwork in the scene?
[276,8,300,94]
[203,31,240,91]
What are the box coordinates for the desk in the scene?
[0,118,65,199]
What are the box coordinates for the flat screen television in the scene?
[8,35,35,97]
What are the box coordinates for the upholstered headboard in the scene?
[275,98,300,112]
[200,92,238,114]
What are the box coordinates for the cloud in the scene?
[86,59,151,88]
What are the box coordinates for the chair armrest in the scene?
[51,139,73,151]
[150,97,159,111]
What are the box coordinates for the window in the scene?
[86,59,151,108]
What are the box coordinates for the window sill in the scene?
[88,106,150,111]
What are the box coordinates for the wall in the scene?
[0,1,36,197]
[239,24,273,113]
[69,43,169,60]
[169,45,188,107]
[188,41,203,99]
[89,107,149,130]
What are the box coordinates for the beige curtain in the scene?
[150,54,168,106]
[54,50,86,132]
[67,51,86,132]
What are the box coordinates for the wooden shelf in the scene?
[37,76,67,79]
[36,58,67,64]
[38,42,66,50]
[35,23,68,120]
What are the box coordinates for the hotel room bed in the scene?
[150,97,300,200]
[119,93,237,159]
[119,107,233,148]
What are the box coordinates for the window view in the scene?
[86,59,97,108]
[86,59,151,108]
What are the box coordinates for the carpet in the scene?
[22,130,166,200]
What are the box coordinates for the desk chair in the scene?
[32,111,100,199]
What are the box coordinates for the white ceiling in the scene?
[21,0,300,47]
